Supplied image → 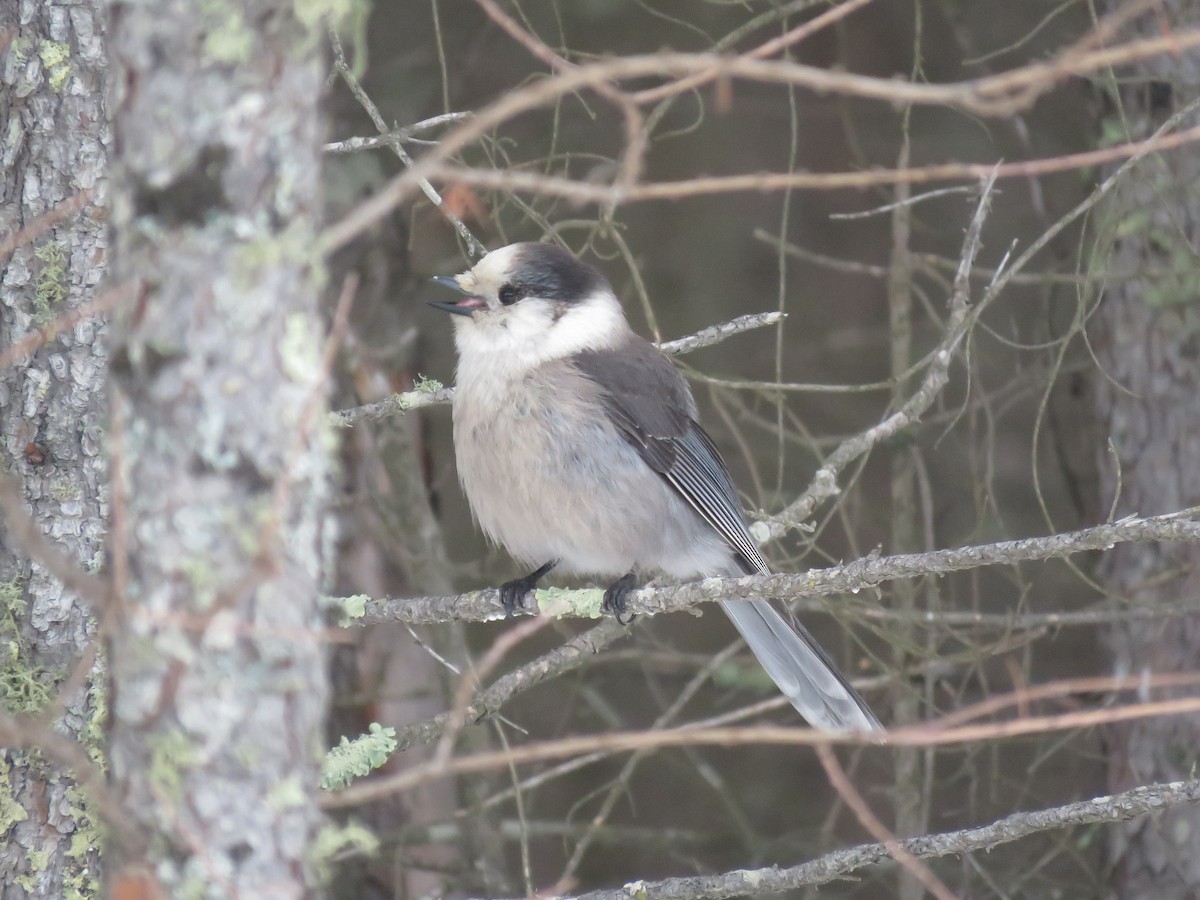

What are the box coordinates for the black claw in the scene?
[498,560,556,617]
[602,573,639,625]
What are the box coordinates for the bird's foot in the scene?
[602,573,638,625]
[498,560,556,617]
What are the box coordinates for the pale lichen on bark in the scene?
[106,0,332,895]
[0,1,110,896]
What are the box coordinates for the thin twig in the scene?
[816,744,957,900]
[329,312,784,426]
[320,31,1200,250]
[391,621,630,752]
[325,698,1200,807]
[323,112,473,153]
[0,470,111,609]
[632,0,880,104]
[828,185,977,220]
[0,282,133,372]
[328,30,487,258]
[471,0,647,206]
[329,385,456,427]
[0,189,92,262]
[416,123,1200,206]
[656,311,785,354]
[0,709,145,854]
[555,779,1200,899]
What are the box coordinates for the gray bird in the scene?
[431,242,881,732]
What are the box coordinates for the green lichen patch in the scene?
[331,593,368,624]
[200,0,254,65]
[293,0,370,71]
[321,722,396,790]
[310,820,378,884]
[0,757,31,836]
[280,312,322,384]
[37,40,71,92]
[33,241,69,324]
[0,575,60,715]
[537,586,605,619]
[148,730,199,803]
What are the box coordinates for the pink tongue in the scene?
[458,296,487,310]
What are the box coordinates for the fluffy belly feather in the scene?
[453,365,731,579]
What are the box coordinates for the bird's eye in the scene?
[498,283,521,306]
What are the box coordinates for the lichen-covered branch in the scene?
[344,511,1200,626]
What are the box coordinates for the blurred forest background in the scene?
[322,1,1199,897]
[3,0,1200,898]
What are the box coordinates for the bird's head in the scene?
[430,243,629,371]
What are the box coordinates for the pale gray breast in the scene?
[452,359,730,577]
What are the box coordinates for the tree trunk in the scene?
[0,2,110,895]
[1093,3,1200,896]
[105,1,330,895]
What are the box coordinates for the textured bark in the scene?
[105,1,330,895]
[1092,2,1200,895]
[0,1,110,896]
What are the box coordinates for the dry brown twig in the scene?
[0,189,92,262]
[0,469,111,609]
[0,281,133,373]
[320,27,1200,251]
[420,122,1200,210]
[326,693,1200,808]
[0,709,144,854]
[430,614,555,767]
[632,0,879,105]
[471,0,647,205]
[815,744,957,900]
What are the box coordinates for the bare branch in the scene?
[328,31,487,259]
[0,189,92,262]
[760,169,995,536]
[816,744,957,900]
[329,385,456,427]
[323,112,473,153]
[558,779,1200,899]
[328,313,784,426]
[656,311,785,355]
[0,281,133,373]
[392,621,629,752]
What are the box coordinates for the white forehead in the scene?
[463,245,522,288]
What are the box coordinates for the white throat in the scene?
[453,290,631,390]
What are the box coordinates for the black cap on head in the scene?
[508,243,611,303]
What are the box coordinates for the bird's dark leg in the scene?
[498,560,556,617]
[602,572,639,625]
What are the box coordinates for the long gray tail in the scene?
[719,598,881,732]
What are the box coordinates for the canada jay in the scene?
[431,242,880,732]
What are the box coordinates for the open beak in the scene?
[428,275,487,317]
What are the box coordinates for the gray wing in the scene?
[573,339,881,733]
[573,339,768,575]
